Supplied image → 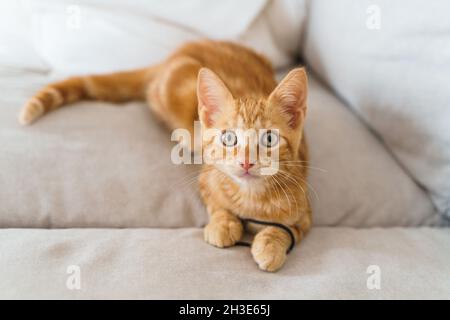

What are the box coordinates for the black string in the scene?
[235,218,296,254]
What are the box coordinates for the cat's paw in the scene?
[204,219,243,248]
[251,233,287,272]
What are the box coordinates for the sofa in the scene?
[0,0,449,299]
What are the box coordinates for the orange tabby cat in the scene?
[19,40,311,272]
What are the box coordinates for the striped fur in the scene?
[20,40,311,272]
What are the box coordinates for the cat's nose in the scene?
[239,161,254,171]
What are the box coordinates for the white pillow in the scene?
[0,0,306,75]
[304,0,450,220]
[0,2,48,72]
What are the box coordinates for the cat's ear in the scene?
[197,68,234,127]
[268,68,308,130]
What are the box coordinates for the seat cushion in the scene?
[0,68,438,228]
[0,227,448,299]
[0,69,208,228]
[304,0,450,219]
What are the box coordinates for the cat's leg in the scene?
[251,225,304,272]
[204,209,244,248]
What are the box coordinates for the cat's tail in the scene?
[18,65,161,125]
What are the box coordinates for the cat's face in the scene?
[197,68,308,188]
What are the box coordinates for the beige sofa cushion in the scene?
[0,70,208,228]
[0,227,448,299]
[305,76,436,226]
[0,69,438,228]
[304,0,450,219]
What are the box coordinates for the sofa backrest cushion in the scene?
[304,0,450,218]
[0,0,306,75]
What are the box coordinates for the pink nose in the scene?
[239,161,254,171]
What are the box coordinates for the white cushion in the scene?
[0,0,306,74]
[0,2,48,71]
[304,0,450,219]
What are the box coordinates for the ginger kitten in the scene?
[19,40,311,272]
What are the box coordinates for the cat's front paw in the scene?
[204,219,243,248]
[251,233,287,272]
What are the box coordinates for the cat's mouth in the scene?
[240,171,257,178]
[215,164,263,181]
[237,168,264,180]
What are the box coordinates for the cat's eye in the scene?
[221,130,238,147]
[260,130,279,148]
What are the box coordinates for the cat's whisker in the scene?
[296,177,319,202]
[279,164,328,173]
[266,177,285,211]
[271,174,293,214]
[278,161,327,172]
[169,170,202,190]
[278,160,312,164]
[174,175,201,191]
[268,176,284,212]
[284,177,300,214]
[276,169,319,203]
[295,175,320,202]
[169,166,214,190]
[279,177,298,214]
[277,170,309,206]
[277,176,299,213]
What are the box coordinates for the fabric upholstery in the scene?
[304,0,450,218]
[0,227,448,299]
[0,70,438,228]
[0,0,306,75]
